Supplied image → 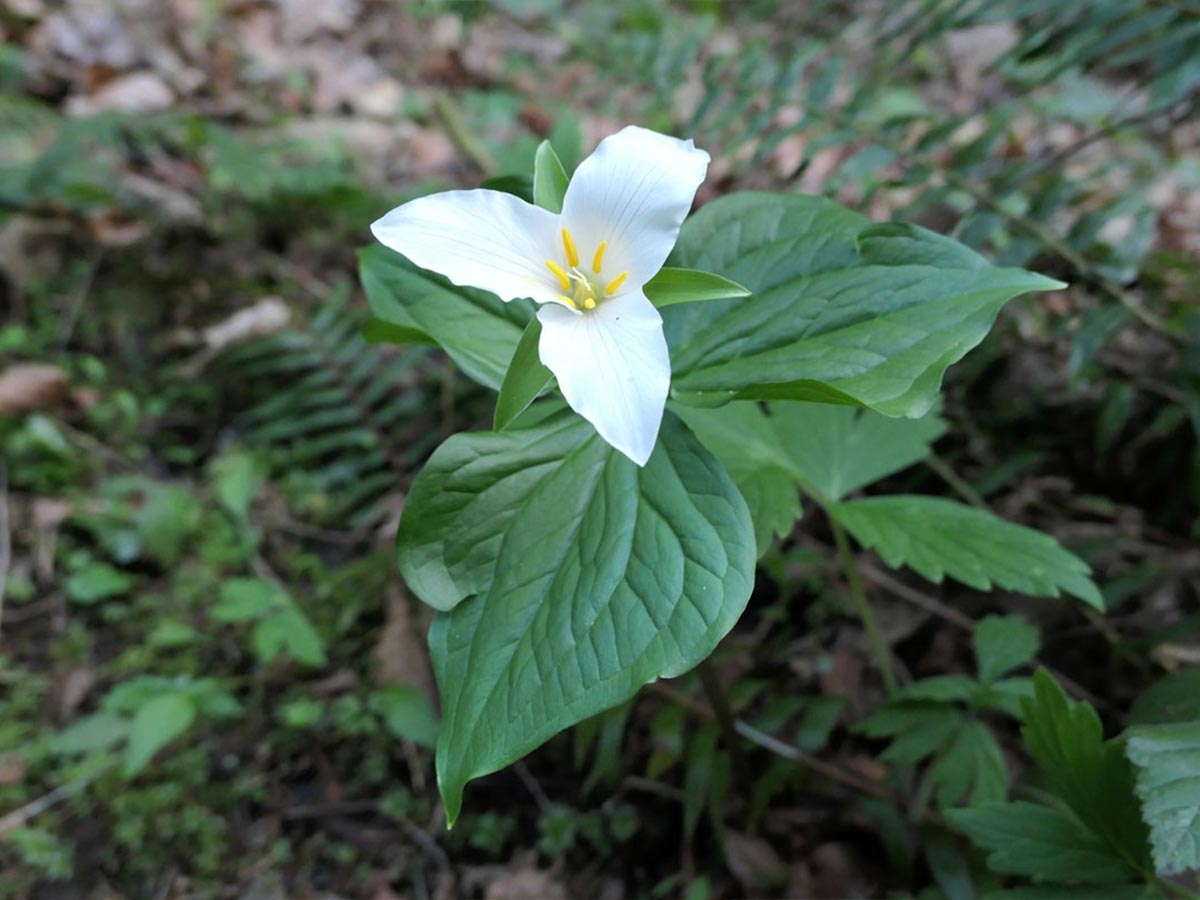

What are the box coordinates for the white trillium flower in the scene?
[370,125,711,466]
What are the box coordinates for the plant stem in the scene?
[1155,877,1200,900]
[830,516,899,694]
[696,658,742,766]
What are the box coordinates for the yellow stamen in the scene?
[591,241,607,274]
[561,228,580,268]
[582,296,596,310]
[558,294,577,310]
[546,260,570,291]
[604,272,628,295]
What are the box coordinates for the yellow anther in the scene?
[546,260,570,291]
[582,296,596,310]
[558,294,577,310]
[591,241,607,274]
[561,228,580,268]
[604,272,628,295]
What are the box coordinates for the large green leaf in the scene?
[1125,721,1200,875]
[672,402,802,555]
[665,193,1064,415]
[397,409,586,612]
[829,496,1103,608]
[1022,670,1152,876]
[675,401,944,554]
[429,414,755,824]
[948,802,1141,884]
[765,402,945,501]
[359,243,531,391]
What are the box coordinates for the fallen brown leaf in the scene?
[0,364,70,415]
[375,585,436,707]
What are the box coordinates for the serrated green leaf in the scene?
[532,140,569,213]
[644,267,751,308]
[974,615,1040,685]
[982,887,1158,900]
[65,561,133,605]
[494,317,552,431]
[49,713,129,757]
[1129,670,1200,726]
[371,684,440,749]
[665,193,1064,415]
[893,675,979,704]
[397,408,588,612]
[829,496,1103,607]
[209,449,259,520]
[859,704,964,764]
[948,802,1140,883]
[1023,670,1152,875]
[430,413,755,825]
[930,719,1008,808]
[124,693,196,777]
[212,577,281,623]
[359,243,531,391]
[1125,721,1200,875]
[252,608,326,667]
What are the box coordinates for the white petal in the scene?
[371,189,561,304]
[537,290,670,466]
[559,126,710,289]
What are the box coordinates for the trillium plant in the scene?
[359,125,1100,824]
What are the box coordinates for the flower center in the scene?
[545,228,627,311]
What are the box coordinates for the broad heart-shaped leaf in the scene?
[664,193,1064,415]
[1125,721,1200,875]
[359,243,531,391]
[398,408,586,612]
[829,496,1104,608]
[429,413,755,825]
[1022,670,1152,877]
[947,802,1142,884]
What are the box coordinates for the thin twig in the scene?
[696,658,742,767]
[858,561,1111,711]
[432,94,499,176]
[651,683,889,799]
[924,454,990,511]
[0,758,117,837]
[831,517,900,693]
[0,461,9,631]
[513,760,552,811]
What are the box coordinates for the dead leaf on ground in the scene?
[66,70,174,115]
[375,585,436,707]
[48,665,96,723]
[0,364,70,415]
[482,855,568,900]
[0,755,27,786]
[724,830,788,896]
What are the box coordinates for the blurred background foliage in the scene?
[0,0,1198,897]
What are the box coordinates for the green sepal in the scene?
[533,140,570,213]
[494,317,552,431]
[644,267,752,308]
